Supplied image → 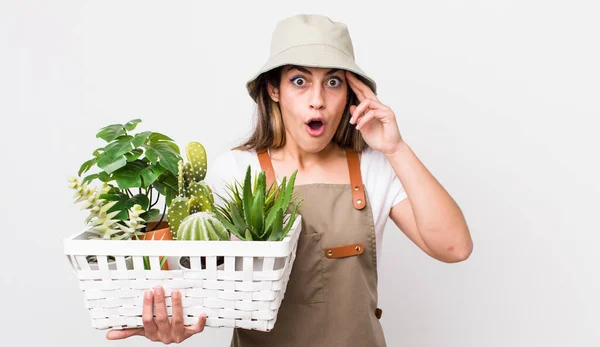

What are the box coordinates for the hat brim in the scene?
[246,44,377,102]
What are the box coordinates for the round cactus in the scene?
[177,212,230,241]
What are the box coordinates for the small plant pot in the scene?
[177,255,225,270]
[87,255,133,270]
[139,221,172,270]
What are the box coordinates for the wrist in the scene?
[384,140,409,159]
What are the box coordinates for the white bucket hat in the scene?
[246,14,377,101]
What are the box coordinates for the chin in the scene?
[301,138,334,153]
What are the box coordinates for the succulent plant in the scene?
[167,142,215,238]
[68,176,147,240]
[214,165,301,241]
[176,211,230,241]
[115,204,147,240]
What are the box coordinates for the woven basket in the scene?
[63,215,302,332]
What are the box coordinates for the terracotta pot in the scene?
[139,221,172,270]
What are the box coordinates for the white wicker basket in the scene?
[63,216,302,332]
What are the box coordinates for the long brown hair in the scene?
[233,65,369,153]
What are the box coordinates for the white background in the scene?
[2,0,599,346]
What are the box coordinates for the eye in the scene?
[290,76,306,87]
[327,77,342,88]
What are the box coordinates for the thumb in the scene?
[106,328,144,340]
[349,105,357,114]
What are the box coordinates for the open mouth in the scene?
[308,120,323,130]
[305,119,326,136]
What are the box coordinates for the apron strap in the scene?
[257,149,276,188]
[256,148,365,210]
[345,148,366,210]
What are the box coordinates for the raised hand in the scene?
[347,71,404,156]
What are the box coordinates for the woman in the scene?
[107,14,473,346]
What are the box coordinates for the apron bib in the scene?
[230,149,386,346]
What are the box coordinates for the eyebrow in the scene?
[287,65,341,76]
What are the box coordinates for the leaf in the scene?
[124,119,142,131]
[140,208,160,222]
[267,209,283,241]
[157,141,180,155]
[264,204,278,236]
[214,209,237,233]
[250,188,265,237]
[257,171,266,198]
[282,200,301,238]
[132,131,152,148]
[106,194,149,220]
[96,124,126,142]
[103,184,122,195]
[140,164,166,187]
[78,158,97,176]
[242,166,253,226]
[97,171,111,182]
[145,143,181,175]
[244,229,253,241]
[82,173,98,184]
[112,160,146,189]
[100,192,128,202]
[92,148,104,157]
[103,136,133,159]
[129,194,150,211]
[282,170,298,209]
[275,176,287,210]
[152,172,178,206]
[105,194,132,220]
[230,203,247,232]
[148,132,175,144]
[124,148,143,162]
[97,155,128,174]
[265,176,286,231]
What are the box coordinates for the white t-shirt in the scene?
[204,147,408,262]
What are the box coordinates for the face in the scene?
[268,65,349,153]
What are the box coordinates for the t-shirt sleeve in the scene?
[204,151,238,207]
[390,171,408,207]
[364,147,408,213]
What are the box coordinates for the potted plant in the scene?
[214,165,302,242]
[164,141,230,269]
[64,124,306,332]
[68,119,183,269]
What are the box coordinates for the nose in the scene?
[309,85,325,110]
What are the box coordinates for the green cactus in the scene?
[184,141,208,182]
[177,212,230,241]
[167,141,218,238]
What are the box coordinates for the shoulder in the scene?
[359,146,407,204]
[213,149,256,165]
[210,148,258,170]
[205,148,260,203]
[359,146,392,175]
[206,149,259,184]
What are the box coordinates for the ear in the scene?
[267,82,280,102]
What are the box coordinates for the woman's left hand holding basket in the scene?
[106,286,207,344]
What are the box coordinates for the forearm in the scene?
[385,141,473,261]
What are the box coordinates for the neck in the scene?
[270,140,342,169]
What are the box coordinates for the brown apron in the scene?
[230,148,386,347]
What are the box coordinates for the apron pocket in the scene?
[284,232,326,304]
